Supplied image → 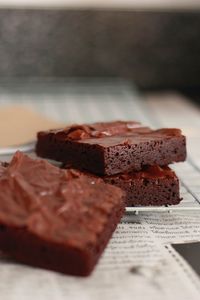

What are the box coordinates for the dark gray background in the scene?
[0,9,199,89]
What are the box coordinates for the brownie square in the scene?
[104,165,181,206]
[36,121,186,175]
[0,152,124,276]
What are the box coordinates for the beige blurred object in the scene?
[0,105,63,147]
[0,0,198,9]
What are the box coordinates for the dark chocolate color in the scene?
[36,121,186,175]
[104,165,181,206]
[62,165,181,206]
[0,152,124,276]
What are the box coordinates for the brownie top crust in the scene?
[38,120,150,141]
[79,128,183,147]
[0,152,124,249]
[37,121,183,148]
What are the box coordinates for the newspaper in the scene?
[0,81,200,299]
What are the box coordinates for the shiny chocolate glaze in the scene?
[80,128,183,147]
[38,121,182,145]
[40,121,150,141]
[106,165,176,181]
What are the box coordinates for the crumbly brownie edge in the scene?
[105,176,181,206]
[104,135,186,175]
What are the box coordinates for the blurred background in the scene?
[0,0,199,93]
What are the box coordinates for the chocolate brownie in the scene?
[104,165,181,206]
[36,121,186,175]
[0,152,124,276]
[62,165,181,206]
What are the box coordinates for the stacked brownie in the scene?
[36,121,186,206]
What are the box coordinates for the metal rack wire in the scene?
[126,205,200,214]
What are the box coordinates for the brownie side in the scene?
[36,123,186,176]
[36,133,106,174]
[105,166,181,206]
[102,132,186,175]
[0,152,125,276]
